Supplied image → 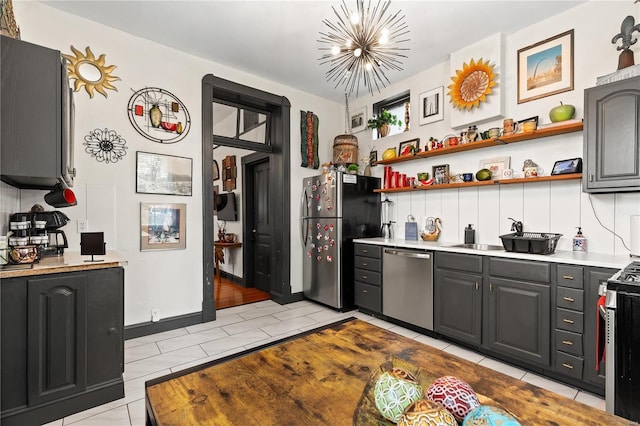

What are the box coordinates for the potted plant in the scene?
[367,109,402,138]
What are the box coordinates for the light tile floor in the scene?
[43,299,605,425]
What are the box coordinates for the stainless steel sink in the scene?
[445,243,505,251]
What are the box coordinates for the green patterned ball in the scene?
[374,370,423,422]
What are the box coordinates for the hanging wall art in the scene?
[300,110,319,169]
[83,128,128,163]
[63,46,120,98]
[127,87,191,144]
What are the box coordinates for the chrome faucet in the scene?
[508,217,524,236]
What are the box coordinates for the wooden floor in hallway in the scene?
[214,276,270,309]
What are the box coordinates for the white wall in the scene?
[13,1,341,325]
[349,1,640,254]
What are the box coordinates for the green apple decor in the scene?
[549,102,576,123]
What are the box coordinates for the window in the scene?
[372,91,410,139]
[212,100,270,146]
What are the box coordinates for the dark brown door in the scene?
[245,156,271,293]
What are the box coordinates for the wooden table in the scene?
[145,318,635,425]
[213,241,241,283]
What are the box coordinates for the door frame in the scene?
[242,152,270,290]
[201,75,291,322]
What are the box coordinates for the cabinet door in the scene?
[484,277,551,367]
[27,274,87,405]
[86,268,124,386]
[434,269,482,345]
[584,76,640,192]
[1,277,28,411]
[583,268,615,390]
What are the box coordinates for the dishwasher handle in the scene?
[384,249,431,260]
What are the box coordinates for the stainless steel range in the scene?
[605,260,640,422]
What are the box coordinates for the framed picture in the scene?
[136,151,192,196]
[517,29,574,104]
[214,160,220,181]
[369,150,378,166]
[419,86,444,125]
[432,164,450,184]
[479,156,511,180]
[399,138,420,156]
[551,157,582,175]
[140,202,186,251]
[350,106,367,133]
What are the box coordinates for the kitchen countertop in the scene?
[0,250,127,278]
[354,237,633,270]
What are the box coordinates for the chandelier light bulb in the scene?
[350,12,359,25]
[331,45,340,55]
[345,39,352,48]
[379,28,389,44]
[354,48,362,57]
[365,62,373,71]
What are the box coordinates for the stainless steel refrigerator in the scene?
[301,171,381,310]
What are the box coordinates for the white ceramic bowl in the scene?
[10,221,30,230]
[9,236,29,246]
[34,220,48,229]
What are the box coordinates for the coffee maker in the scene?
[9,210,70,257]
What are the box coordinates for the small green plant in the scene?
[366,109,402,129]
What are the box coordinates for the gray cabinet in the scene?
[583,75,640,192]
[484,258,551,367]
[1,268,124,426]
[553,265,585,380]
[354,244,382,313]
[0,35,73,190]
[434,252,482,345]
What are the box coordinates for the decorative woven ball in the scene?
[374,368,423,423]
[462,405,521,425]
[397,398,458,426]
[426,376,480,422]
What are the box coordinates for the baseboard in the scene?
[125,311,202,340]
[272,291,304,305]
[220,271,244,286]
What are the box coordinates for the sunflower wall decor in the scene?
[448,33,504,129]
[448,58,497,111]
[83,128,128,163]
[62,46,121,98]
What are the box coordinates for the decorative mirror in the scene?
[62,46,120,98]
[127,87,191,144]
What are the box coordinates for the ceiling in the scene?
[41,1,585,103]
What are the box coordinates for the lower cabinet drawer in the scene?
[355,282,381,313]
[556,308,584,333]
[555,329,583,356]
[355,268,381,286]
[354,256,381,272]
[555,351,584,380]
[557,287,584,311]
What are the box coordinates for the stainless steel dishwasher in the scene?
[383,248,433,330]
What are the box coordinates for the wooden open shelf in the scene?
[374,173,582,193]
[374,121,583,166]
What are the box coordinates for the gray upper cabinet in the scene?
[583,75,640,192]
[0,36,74,190]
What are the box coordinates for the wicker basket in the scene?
[499,232,562,255]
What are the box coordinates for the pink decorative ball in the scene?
[426,376,480,422]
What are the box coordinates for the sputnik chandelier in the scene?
[318,0,410,97]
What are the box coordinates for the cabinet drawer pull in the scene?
[475,282,479,290]
[562,275,575,280]
[563,297,575,302]
[562,363,574,370]
[563,318,575,324]
[362,275,368,280]
[562,340,574,346]
[362,249,368,253]
[362,263,368,267]
[362,289,368,293]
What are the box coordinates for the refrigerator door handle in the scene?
[300,188,308,248]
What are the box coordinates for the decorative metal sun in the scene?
[62,46,121,98]
[84,128,128,164]
[447,58,498,111]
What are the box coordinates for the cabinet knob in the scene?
[108,327,118,334]
[362,250,368,253]
[563,297,575,302]
[562,340,574,346]
[562,363,574,370]
[563,318,575,324]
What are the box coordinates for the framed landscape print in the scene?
[419,86,444,125]
[140,202,186,251]
[517,29,574,104]
[136,151,192,196]
[350,106,367,133]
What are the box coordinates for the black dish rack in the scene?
[499,232,562,255]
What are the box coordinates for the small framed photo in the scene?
[214,160,220,181]
[551,157,582,175]
[432,164,450,184]
[479,156,511,180]
[369,150,378,166]
[419,86,444,125]
[140,202,186,251]
[136,151,192,196]
[399,138,420,156]
[350,106,367,133]
[517,29,574,104]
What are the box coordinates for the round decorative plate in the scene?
[127,87,191,144]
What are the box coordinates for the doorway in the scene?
[201,75,292,323]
